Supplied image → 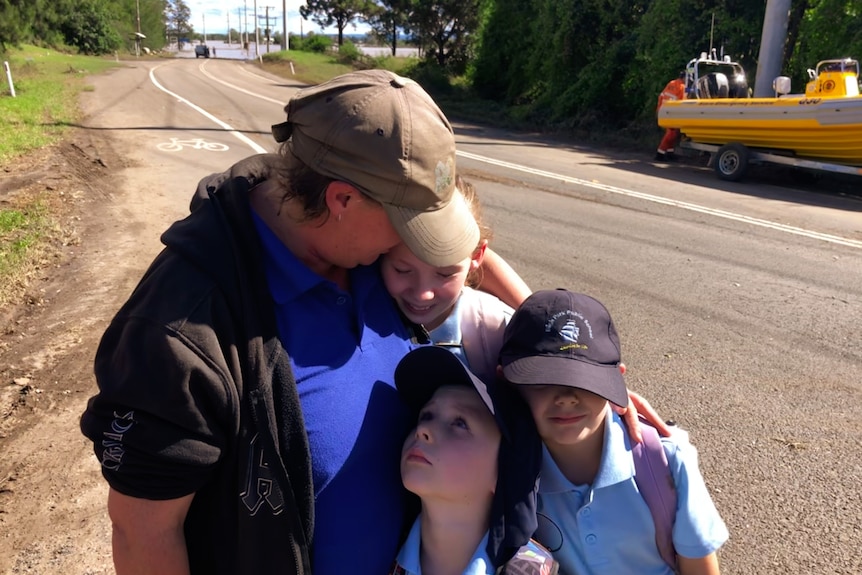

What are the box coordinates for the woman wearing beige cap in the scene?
[80,70,535,575]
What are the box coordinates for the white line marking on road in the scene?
[148,64,267,154]
[457,150,862,249]
[198,61,285,104]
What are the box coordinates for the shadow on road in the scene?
[455,123,862,213]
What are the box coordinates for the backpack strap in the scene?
[497,539,559,575]
[631,417,678,573]
[459,287,511,384]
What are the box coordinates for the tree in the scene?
[410,0,480,69]
[300,0,374,46]
[165,0,193,41]
[367,0,415,56]
[61,0,122,55]
[0,0,36,51]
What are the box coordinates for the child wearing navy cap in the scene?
[390,346,557,575]
[500,289,728,575]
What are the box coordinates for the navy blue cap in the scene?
[500,289,628,408]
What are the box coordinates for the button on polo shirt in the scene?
[253,212,416,575]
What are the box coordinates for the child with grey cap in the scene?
[391,345,557,575]
[499,289,728,575]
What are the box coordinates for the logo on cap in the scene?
[434,158,453,196]
[559,320,580,344]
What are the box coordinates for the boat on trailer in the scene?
[658,51,862,181]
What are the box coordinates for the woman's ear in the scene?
[469,239,488,272]
[325,181,361,219]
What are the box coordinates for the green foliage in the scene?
[260,47,354,85]
[61,0,122,55]
[470,0,780,132]
[300,0,374,45]
[366,0,415,55]
[295,33,335,53]
[0,0,37,51]
[401,58,454,94]
[166,0,193,38]
[411,0,480,71]
[786,0,862,91]
[337,39,362,62]
[0,46,118,163]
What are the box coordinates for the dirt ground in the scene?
[0,129,149,574]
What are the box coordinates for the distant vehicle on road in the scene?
[194,44,210,58]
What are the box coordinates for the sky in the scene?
[187,1,371,36]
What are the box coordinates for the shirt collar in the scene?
[538,410,635,494]
[252,210,381,305]
[394,517,495,575]
[252,210,324,303]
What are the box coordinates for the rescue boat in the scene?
[658,53,862,167]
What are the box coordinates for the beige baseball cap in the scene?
[271,70,479,267]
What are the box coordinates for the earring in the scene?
[336,213,342,222]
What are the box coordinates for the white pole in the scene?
[283,0,288,51]
[3,61,16,97]
[227,11,231,45]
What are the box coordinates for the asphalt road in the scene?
[80,58,862,574]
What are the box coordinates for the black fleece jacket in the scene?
[81,154,313,574]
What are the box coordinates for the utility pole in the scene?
[243,0,248,47]
[254,0,260,58]
[754,0,792,97]
[264,6,276,53]
[283,0,288,51]
[227,11,231,45]
[203,13,207,44]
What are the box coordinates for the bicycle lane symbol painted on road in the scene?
[157,138,230,152]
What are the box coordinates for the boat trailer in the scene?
[681,140,862,182]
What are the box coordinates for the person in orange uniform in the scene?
[655,71,687,161]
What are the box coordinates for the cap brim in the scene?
[395,346,497,421]
[384,190,480,267]
[502,355,628,408]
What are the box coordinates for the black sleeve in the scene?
[81,299,240,500]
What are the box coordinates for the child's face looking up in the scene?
[381,241,483,331]
[518,385,608,448]
[401,386,501,504]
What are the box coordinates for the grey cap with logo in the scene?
[271,69,479,267]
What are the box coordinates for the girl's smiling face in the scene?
[381,241,485,331]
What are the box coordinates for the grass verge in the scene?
[0,45,115,310]
[0,195,59,308]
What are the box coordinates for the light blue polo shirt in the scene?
[393,518,496,575]
[253,213,416,575]
[534,411,729,575]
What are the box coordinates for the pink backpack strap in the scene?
[459,288,510,383]
[631,416,678,573]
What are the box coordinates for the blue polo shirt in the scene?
[253,213,416,575]
[534,411,728,575]
[393,518,496,575]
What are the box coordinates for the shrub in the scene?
[337,40,361,63]
[297,33,333,53]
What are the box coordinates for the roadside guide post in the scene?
[3,61,16,98]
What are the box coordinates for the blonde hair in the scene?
[457,174,492,287]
